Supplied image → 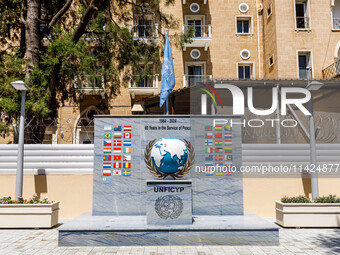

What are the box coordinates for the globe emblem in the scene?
[150,137,189,174]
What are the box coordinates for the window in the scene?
[295,1,309,29]
[269,55,274,67]
[332,0,340,30]
[137,65,153,87]
[267,4,272,18]
[298,52,311,79]
[185,62,207,87]
[238,65,252,80]
[187,19,203,37]
[237,18,251,34]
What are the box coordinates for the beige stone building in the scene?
[3,0,340,144]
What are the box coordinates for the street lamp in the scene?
[11,80,28,199]
[305,77,324,200]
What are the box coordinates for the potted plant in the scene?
[0,195,59,228]
[276,195,340,227]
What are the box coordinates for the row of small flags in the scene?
[204,125,233,176]
[102,125,133,183]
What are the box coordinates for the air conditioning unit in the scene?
[258,3,263,13]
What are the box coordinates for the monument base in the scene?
[58,213,279,246]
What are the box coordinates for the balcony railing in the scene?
[129,24,159,40]
[74,75,104,90]
[129,74,158,88]
[182,25,212,51]
[183,75,213,88]
[322,59,340,79]
[333,18,340,30]
[296,16,310,29]
[183,0,207,4]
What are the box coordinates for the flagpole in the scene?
[165,28,169,116]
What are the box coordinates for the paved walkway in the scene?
[0,220,340,255]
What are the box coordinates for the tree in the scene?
[0,0,191,143]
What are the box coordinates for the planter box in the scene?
[0,202,59,228]
[276,201,340,227]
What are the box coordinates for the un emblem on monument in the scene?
[144,137,195,179]
[155,195,184,219]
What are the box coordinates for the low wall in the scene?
[1,144,340,218]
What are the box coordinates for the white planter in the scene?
[276,201,340,227]
[0,202,59,228]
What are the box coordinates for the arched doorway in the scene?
[73,106,103,144]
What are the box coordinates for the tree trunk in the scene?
[25,0,41,80]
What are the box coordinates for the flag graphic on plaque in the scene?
[123,155,131,161]
[103,170,111,176]
[224,133,232,139]
[224,140,232,146]
[122,169,131,176]
[114,170,121,175]
[205,125,213,131]
[214,133,222,139]
[214,125,222,131]
[104,140,111,146]
[205,155,213,161]
[205,147,213,153]
[225,155,233,161]
[205,132,213,139]
[114,133,122,139]
[123,147,131,153]
[113,140,122,146]
[113,148,122,153]
[103,147,111,153]
[103,162,111,168]
[104,133,112,139]
[113,155,121,161]
[123,140,131,146]
[102,177,111,184]
[205,140,213,146]
[224,125,232,131]
[104,126,111,131]
[114,126,122,131]
[113,162,121,168]
[205,162,214,175]
[123,133,131,139]
[215,155,223,161]
[215,147,223,153]
[103,155,111,161]
[225,147,232,153]
[123,162,131,168]
[124,126,132,131]
[215,140,222,146]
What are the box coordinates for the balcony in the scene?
[129,74,159,98]
[129,24,159,41]
[322,59,340,79]
[182,25,211,51]
[333,18,340,30]
[183,75,213,88]
[74,75,104,93]
[296,16,310,30]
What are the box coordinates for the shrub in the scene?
[281,195,311,203]
[0,194,53,204]
[314,195,340,203]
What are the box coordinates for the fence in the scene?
[1,144,340,174]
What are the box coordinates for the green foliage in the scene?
[281,195,312,203]
[0,194,53,204]
[314,195,340,203]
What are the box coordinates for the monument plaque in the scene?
[146,180,192,225]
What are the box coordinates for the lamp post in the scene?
[11,80,28,199]
[305,70,324,200]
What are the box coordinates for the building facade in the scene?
[2,0,340,144]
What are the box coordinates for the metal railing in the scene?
[333,18,340,30]
[129,24,159,39]
[129,74,159,88]
[182,24,212,38]
[183,75,213,88]
[322,58,340,79]
[74,75,104,90]
[296,16,310,29]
